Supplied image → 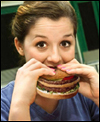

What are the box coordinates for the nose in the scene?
[47,47,61,64]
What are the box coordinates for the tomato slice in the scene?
[62,76,74,81]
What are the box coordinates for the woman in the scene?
[1,1,99,121]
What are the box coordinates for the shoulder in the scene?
[1,81,15,106]
[1,81,14,91]
[1,81,14,100]
[1,80,15,105]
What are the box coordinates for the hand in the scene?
[12,58,55,106]
[57,59,99,106]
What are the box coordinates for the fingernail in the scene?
[66,69,71,72]
[50,68,55,71]
[57,65,62,67]
[61,67,66,69]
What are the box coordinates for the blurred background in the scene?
[1,1,99,88]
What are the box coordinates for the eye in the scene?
[36,41,47,48]
[60,41,71,47]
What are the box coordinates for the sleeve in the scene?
[1,92,10,121]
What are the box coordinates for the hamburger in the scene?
[37,68,80,99]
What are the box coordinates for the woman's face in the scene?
[23,17,75,67]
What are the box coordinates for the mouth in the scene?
[48,66,57,70]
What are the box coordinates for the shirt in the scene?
[1,81,99,121]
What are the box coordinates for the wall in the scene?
[1,1,24,7]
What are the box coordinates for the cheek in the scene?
[62,48,75,62]
[24,47,47,62]
[32,53,47,62]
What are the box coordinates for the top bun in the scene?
[41,69,71,80]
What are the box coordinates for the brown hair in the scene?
[11,1,77,43]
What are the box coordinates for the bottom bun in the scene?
[37,87,78,100]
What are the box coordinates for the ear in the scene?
[14,37,24,56]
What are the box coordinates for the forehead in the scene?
[28,17,74,38]
[34,17,73,29]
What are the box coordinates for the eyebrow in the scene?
[63,34,73,38]
[34,35,48,39]
[34,33,73,39]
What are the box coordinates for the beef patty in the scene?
[37,82,78,93]
[39,75,78,85]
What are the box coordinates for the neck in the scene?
[35,94,59,114]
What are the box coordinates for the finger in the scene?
[57,59,79,68]
[37,68,56,76]
[60,64,92,71]
[26,61,55,73]
[22,58,37,69]
[26,61,48,71]
[66,67,91,76]
[31,68,56,81]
